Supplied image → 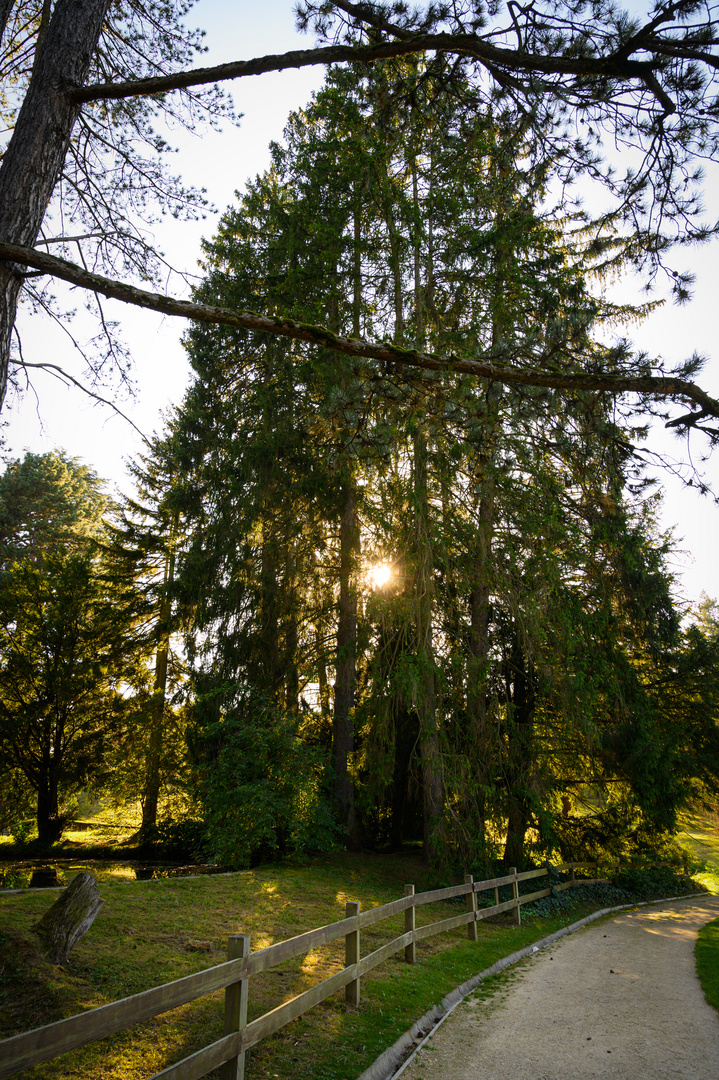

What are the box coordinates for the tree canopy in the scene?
[0,1,718,435]
[0,452,147,842]
[126,61,719,869]
[0,7,718,866]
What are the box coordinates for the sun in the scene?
[369,563,392,588]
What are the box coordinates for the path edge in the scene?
[356,891,710,1080]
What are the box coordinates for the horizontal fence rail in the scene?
[0,860,619,1080]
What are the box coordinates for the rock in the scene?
[31,871,104,964]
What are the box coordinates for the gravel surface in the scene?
[399,897,719,1080]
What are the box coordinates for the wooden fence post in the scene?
[570,863,576,887]
[345,901,361,1006]
[494,885,499,909]
[404,885,416,964]
[220,933,250,1080]
[464,874,478,941]
[509,867,521,926]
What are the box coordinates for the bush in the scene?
[522,863,703,917]
[189,690,340,867]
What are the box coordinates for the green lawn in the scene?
[696,917,719,1013]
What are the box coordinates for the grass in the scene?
[696,917,719,1013]
[1,803,716,1080]
[676,808,719,1015]
[676,807,719,895]
[0,852,636,1080]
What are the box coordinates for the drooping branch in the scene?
[3,240,718,425]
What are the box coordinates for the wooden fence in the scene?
[0,860,614,1080]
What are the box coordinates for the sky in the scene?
[3,0,718,607]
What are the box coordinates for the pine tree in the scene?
[137,58,719,868]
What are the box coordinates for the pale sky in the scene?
[4,0,718,607]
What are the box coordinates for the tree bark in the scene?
[409,149,443,864]
[2,241,717,425]
[37,759,62,844]
[413,428,444,864]
[71,31,687,111]
[316,623,331,718]
[0,0,15,44]
[141,527,176,839]
[390,702,420,848]
[333,483,358,842]
[32,871,104,963]
[465,137,513,855]
[0,0,111,407]
[502,637,536,869]
[466,483,494,834]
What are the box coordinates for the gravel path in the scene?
[399,897,719,1080]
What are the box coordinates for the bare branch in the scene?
[2,240,718,425]
[17,359,150,443]
[70,35,667,106]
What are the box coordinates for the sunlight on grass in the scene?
[677,808,719,895]
[0,852,707,1080]
[301,949,325,975]
[694,870,719,895]
[91,865,137,882]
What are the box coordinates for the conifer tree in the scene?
[140,58,719,866]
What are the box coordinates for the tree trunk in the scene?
[413,428,443,864]
[284,600,300,715]
[259,516,281,693]
[0,0,15,44]
[352,180,362,338]
[502,637,536,869]
[141,529,176,838]
[257,377,282,696]
[316,623,331,718]
[410,153,443,864]
[32,871,104,963]
[465,135,513,855]
[333,483,358,842]
[466,475,495,845]
[0,0,111,407]
[390,702,420,848]
[36,760,61,844]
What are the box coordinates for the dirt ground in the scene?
[399,897,719,1080]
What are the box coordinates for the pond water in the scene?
[0,860,232,890]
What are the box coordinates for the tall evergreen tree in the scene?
[138,58,719,867]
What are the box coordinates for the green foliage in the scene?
[0,451,107,562]
[126,59,719,871]
[612,865,703,902]
[524,864,702,919]
[695,918,719,1012]
[0,765,34,840]
[0,453,147,844]
[188,688,339,866]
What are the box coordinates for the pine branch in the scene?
[2,240,718,425]
[69,35,675,107]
